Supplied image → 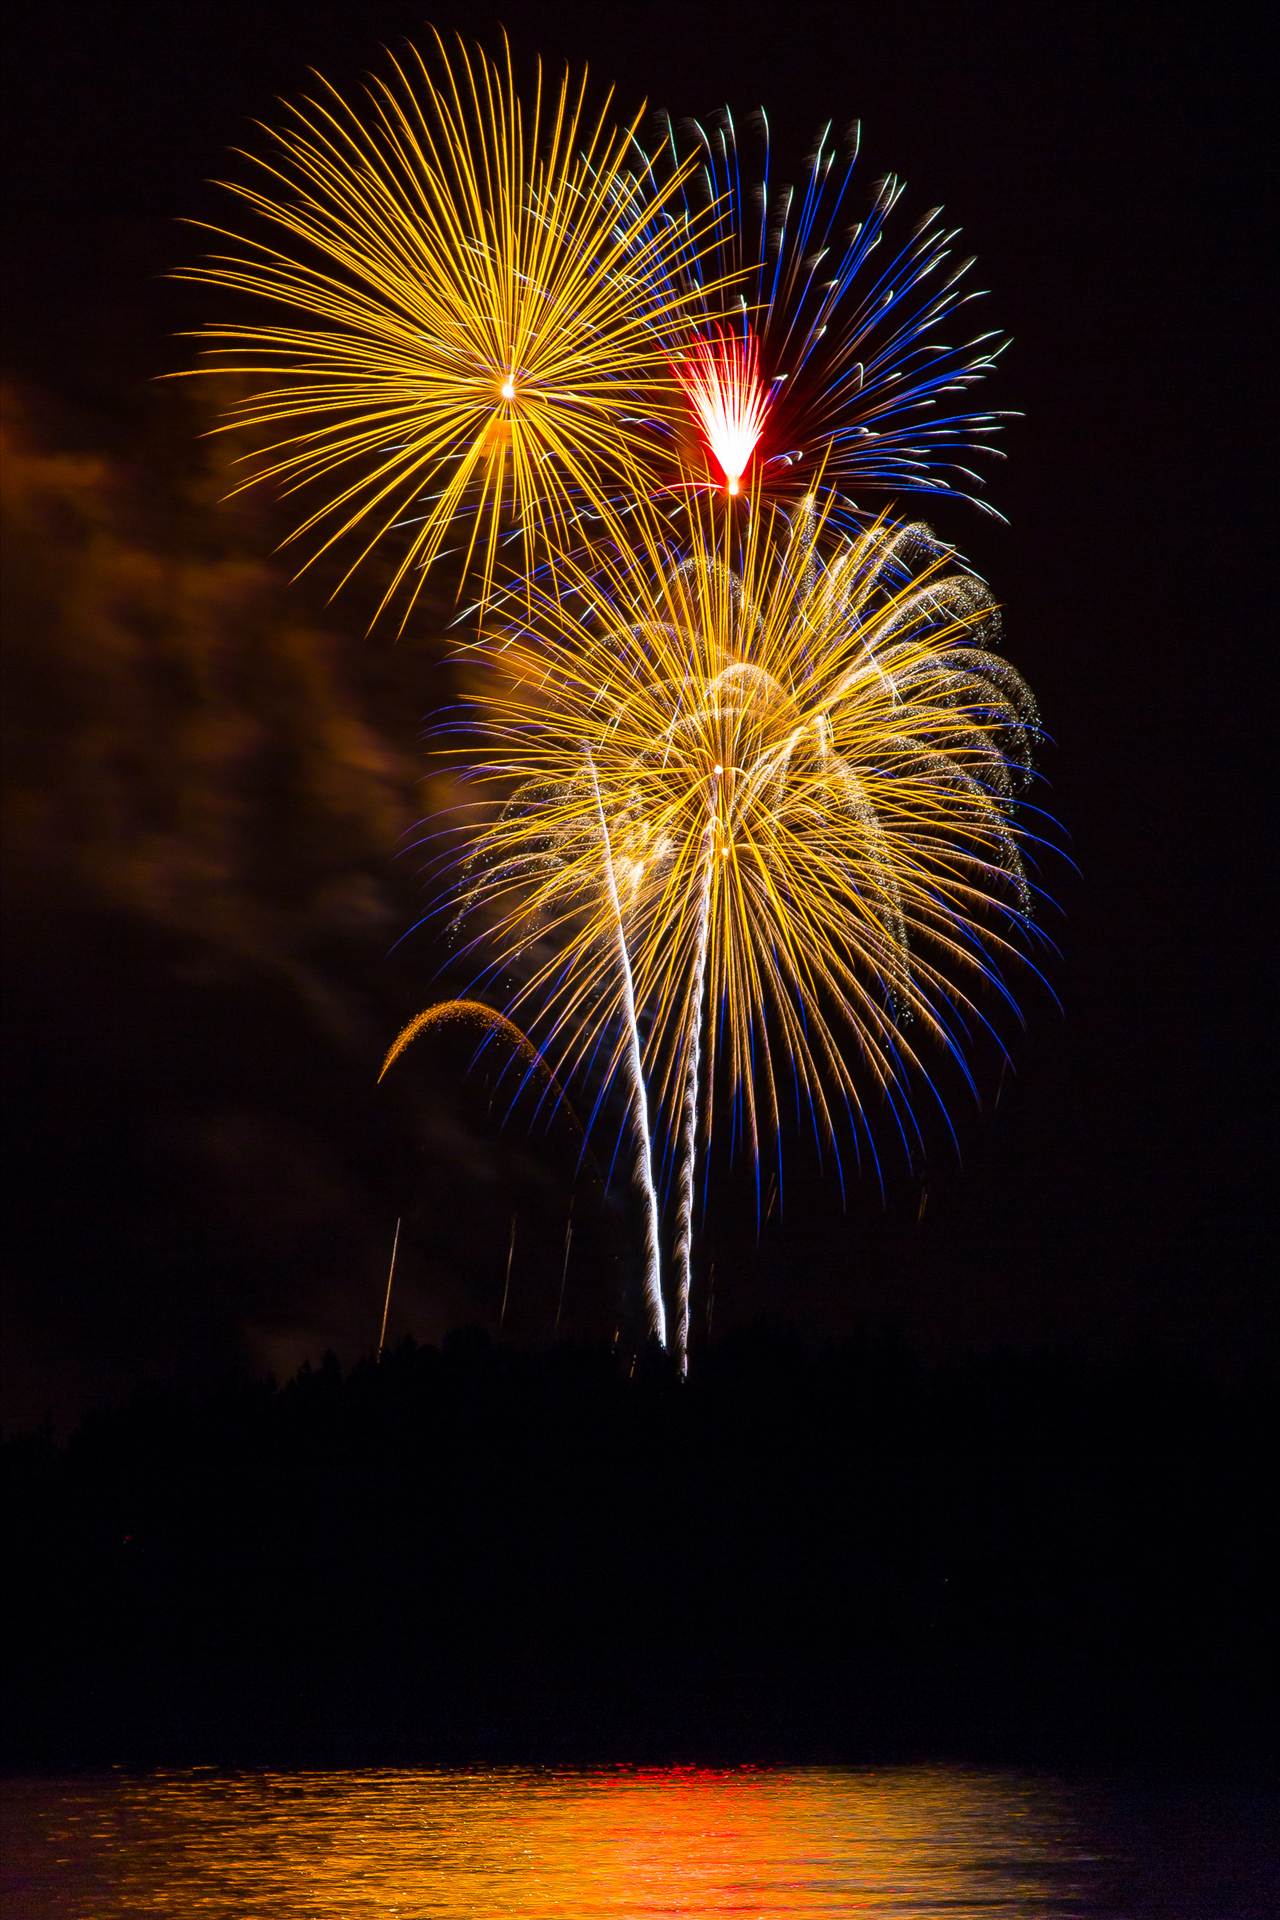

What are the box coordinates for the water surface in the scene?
[3,1765,1274,1916]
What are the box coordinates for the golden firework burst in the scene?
[434,488,1044,1363]
[177,32,733,624]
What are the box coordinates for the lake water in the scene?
[2,1765,1275,1917]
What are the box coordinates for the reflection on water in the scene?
[2,1764,1273,1917]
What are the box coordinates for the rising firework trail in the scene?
[586,750,666,1347]
[499,1215,517,1329]
[671,768,719,1373]
[556,1205,574,1331]
[376,1216,401,1360]
[427,757,668,1339]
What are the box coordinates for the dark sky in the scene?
[3,0,1271,1427]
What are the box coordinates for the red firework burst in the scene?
[673,324,770,495]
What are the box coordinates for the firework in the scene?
[672,326,769,497]
[379,997,571,1121]
[418,764,668,1342]
[640,113,1009,518]
[434,489,1047,1365]
[174,38,1047,1368]
[177,33,731,623]
[585,750,667,1346]
[670,763,719,1372]
[376,1217,401,1360]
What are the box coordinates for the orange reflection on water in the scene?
[3,1764,1095,1916]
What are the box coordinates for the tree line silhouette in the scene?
[5,1327,1273,1769]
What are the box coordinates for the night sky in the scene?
[3,0,1271,1429]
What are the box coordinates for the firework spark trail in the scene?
[556,1205,574,1330]
[376,1216,401,1360]
[585,749,666,1346]
[500,1215,516,1329]
[672,767,720,1376]
[379,997,578,1128]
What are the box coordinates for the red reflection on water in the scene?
[2,1763,1091,1916]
